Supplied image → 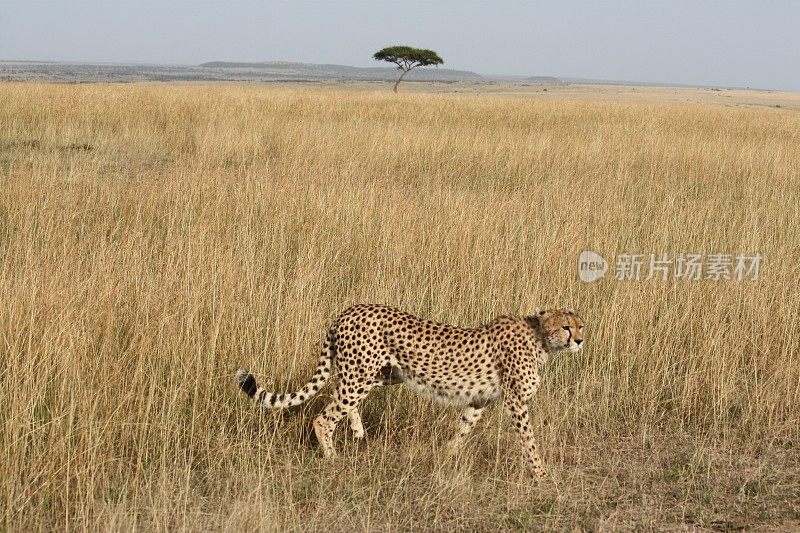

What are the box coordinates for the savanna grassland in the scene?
[1,83,799,531]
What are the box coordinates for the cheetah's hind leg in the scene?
[347,409,365,439]
[346,365,405,439]
[447,404,488,450]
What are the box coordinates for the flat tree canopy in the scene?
[373,45,444,92]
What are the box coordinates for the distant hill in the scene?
[525,76,561,83]
[478,73,563,83]
[198,61,484,82]
[0,60,484,84]
[2,60,767,90]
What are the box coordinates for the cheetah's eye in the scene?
[562,325,570,331]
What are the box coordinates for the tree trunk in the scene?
[393,68,410,93]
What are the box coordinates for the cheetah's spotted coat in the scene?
[236,304,585,477]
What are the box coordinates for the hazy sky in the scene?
[2,1,798,90]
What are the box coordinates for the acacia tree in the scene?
[373,46,444,92]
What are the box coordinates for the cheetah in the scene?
[235,304,585,477]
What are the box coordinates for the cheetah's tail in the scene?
[235,321,337,409]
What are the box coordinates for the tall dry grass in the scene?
[0,83,798,531]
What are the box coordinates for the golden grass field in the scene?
[1,82,799,531]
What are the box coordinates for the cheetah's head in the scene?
[532,308,585,353]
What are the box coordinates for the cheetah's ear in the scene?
[528,308,551,324]
[564,307,578,315]
[526,314,544,330]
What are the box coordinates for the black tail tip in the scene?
[235,368,258,398]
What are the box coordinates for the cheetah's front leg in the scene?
[503,393,546,478]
